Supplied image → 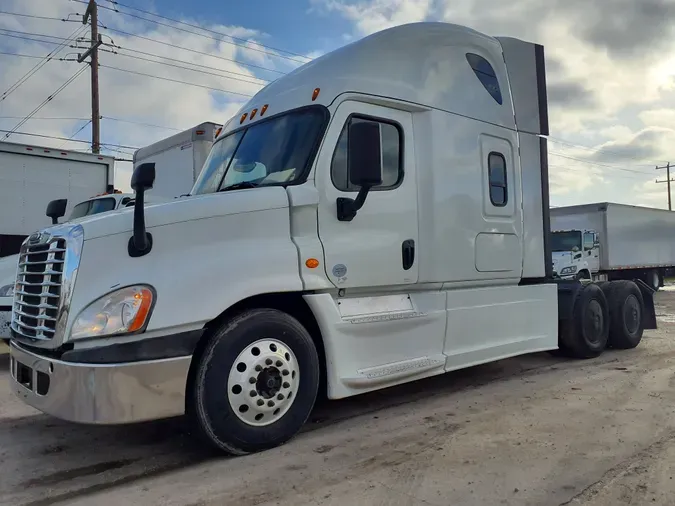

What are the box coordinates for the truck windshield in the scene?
[551,231,582,252]
[68,197,116,220]
[191,107,326,195]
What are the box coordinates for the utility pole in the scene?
[656,162,672,210]
[78,0,102,154]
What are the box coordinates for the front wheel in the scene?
[189,308,320,455]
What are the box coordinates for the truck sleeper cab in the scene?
[8,22,656,455]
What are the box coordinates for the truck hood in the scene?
[551,251,573,272]
[70,187,290,241]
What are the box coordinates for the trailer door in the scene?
[0,152,108,235]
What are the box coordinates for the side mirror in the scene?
[128,163,156,257]
[46,199,67,225]
[131,162,155,192]
[336,121,383,222]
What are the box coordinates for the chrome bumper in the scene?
[9,342,192,424]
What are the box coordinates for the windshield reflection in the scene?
[191,107,327,195]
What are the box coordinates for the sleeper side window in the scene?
[331,116,402,192]
[488,152,507,207]
[466,53,503,105]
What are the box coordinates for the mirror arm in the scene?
[127,188,153,257]
[336,184,372,222]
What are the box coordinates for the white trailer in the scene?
[7,22,658,456]
[550,202,675,290]
[0,141,114,258]
[133,122,222,199]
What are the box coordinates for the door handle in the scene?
[402,239,415,270]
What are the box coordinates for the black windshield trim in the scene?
[211,104,330,192]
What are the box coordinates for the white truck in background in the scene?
[0,141,115,258]
[7,22,658,456]
[133,121,222,199]
[551,202,675,290]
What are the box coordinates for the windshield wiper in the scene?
[218,181,259,192]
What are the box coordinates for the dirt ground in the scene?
[3,290,675,506]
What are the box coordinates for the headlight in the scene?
[0,283,14,298]
[70,285,155,340]
[560,266,577,275]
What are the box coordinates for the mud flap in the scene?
[633,278,657,330]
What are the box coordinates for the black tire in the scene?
[575,270,591,281]
[606,280,644,349]
[559,283,609,359]
[188,308,320,455]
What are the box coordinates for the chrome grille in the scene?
[11,238,66,340]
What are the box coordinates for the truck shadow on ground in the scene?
[1,349,627,506]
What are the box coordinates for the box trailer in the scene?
[133,122,222,199]
[550,202,675,289]
[0,141,114,257]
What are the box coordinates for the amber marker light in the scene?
[240,112,248,124]
[260,104,269,116]
[312,88,320,101]
[305,258,320,269]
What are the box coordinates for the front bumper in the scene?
[9,342,192,424]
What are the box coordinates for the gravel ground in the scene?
[2,289,675,506]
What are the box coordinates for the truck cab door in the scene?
[316,101,418,289]
[583,231,600,273]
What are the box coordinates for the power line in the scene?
[549,136,667,166]
[99,47,267,87]
[59,119,91,148]
[75,0,308,64]
[99,64,254,97]
[3,66,87,139]
[102,26,285,75]
[102,43,269,83]
[549,151,654,175]
[0,128,138,149]
[0,51,50,59]
[0,116,88,120]
[1,25,88,103]
[104,0,310,61]
[101,116,182,131]
[0,28,81,42]
[0,10,79,22]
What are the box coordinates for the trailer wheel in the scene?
[188,308,320,455]
[606,280,644,349]
[559,283,609,359]
[647,270,661,292]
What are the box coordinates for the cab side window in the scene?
[488,152,507,207]
[331,116,402,192]
[583,232,595,250]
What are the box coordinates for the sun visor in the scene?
[496,37,549,136]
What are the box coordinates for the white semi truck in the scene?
[0,141,115,258]
[551,202,675,290]
[7,22,658,456]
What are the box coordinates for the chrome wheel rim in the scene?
[227,338,300,427]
